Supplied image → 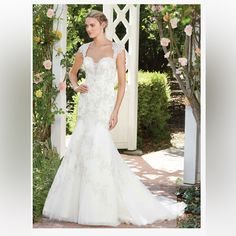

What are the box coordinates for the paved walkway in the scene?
[33,146,186,228]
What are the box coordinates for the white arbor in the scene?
[50,4,200,184]
[51,4,67,158]
[103,4,140,150]
[184,105,201,183]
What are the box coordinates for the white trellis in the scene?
[183,22,201,184]
[103,4,140,150]
[50,4,200,184]
[51,4,67,158]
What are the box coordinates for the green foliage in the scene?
[157,4,200,56]
[33,5,65,222]
[178,214,201,228]
[33,4,65,141]
[137,71,171,147]
[139,5,169,72]
[33,72,64,141]
[33,139,62,222]
[139,4,200,73]
[66,93,79,135]
[175,184,201,228]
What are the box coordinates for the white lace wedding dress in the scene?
[42,41,187,227]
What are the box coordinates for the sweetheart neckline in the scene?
[84,56,115,64]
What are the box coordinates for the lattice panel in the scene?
[112,5,131,45]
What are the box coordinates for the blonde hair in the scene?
[85,10,108,32]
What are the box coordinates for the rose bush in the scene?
[33,4,66,222]
[33,4,65,141]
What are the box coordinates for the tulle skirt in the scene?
[42,116,186,226]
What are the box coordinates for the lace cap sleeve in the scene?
[114,43,128,71]
[77,43,89,58]
[75,43,89,71]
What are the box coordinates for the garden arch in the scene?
[50,4,200,184]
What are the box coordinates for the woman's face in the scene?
[85,17,106,38]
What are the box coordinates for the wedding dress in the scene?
[42,41,187,227]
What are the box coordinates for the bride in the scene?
[42,9,187,227]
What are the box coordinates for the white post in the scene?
[196,128,201,182]
[51,4,67,159]
[183,105,198,184]
[103,5,113,40]
[127,4,139,150]
[183,20,201,183]
[103,4,139,150]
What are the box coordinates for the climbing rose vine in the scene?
[33,4,65,141]
[151,4,201,128]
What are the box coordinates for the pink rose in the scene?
[47,9,55,18]
[178,57,188,66]
[184,25,193,36]
[195,47,201,56]
[43,60,52,70]
[157,5,163,12]
[58,82,66,92]
[164,51,170,59]
[151,5,163,12]
[170,17,179,29]
[160,38,170,47]
[151,5,157,11]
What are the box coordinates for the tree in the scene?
[151,4,201,128]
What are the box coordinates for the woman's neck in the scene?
[92,35,112,47]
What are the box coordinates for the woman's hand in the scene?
[109,111,118,130]
[74,84,88,93]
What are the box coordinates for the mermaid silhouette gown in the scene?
[42,41,187,226]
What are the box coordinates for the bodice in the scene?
[76,42,127,127]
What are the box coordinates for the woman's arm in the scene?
[109,49,126,130]
[113,49,126,115]
[68,51,83,91]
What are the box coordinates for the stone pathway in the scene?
[33,142,186,228]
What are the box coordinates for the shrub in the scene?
[33,139,62,222]
[137,70,171,147]
[175,184,201,228]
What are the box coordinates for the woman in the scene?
[42,9,186,227]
